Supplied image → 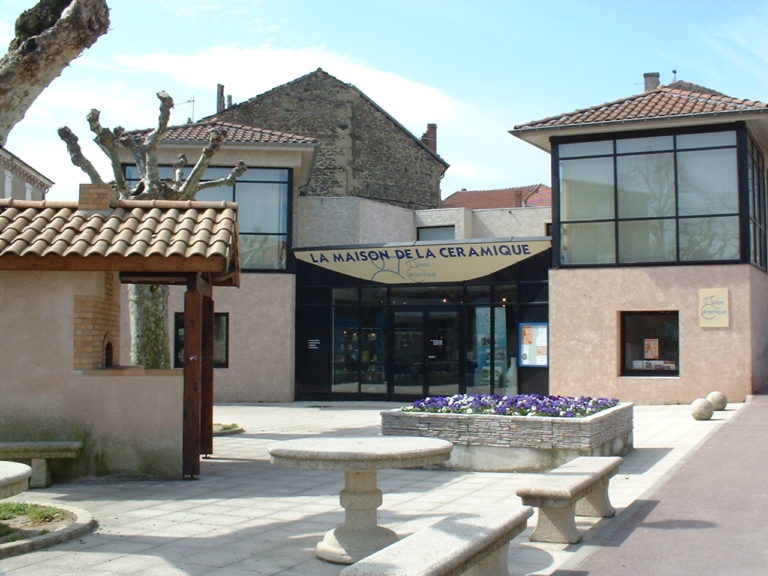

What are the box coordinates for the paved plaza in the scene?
[0,400,747,575]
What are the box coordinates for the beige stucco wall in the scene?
[549,264,768,404]
[137,274,297,403]
[414,206,550,240]
[0,271,183,479]
[297,196,415,246]
[472,206,551,238]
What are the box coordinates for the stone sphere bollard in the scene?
[706,391,728,411]
[691,398,714,420]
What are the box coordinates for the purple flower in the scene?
[402,394,619,418]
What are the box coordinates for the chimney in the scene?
[79,183,116,211]
[216,84,225,113]
[644,72,660,92]
[421,123,437,153]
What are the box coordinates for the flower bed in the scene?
[381,394,633,472]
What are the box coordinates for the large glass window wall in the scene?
[555,127,758,267]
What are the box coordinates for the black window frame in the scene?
[551,123,758,269]
[620,311,679,377]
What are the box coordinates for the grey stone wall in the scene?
[211,69,447,209]
[381,403,633,471]
[381,404,633,451]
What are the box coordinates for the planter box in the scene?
[381,403,633,472]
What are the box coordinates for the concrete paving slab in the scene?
[0,400,745,575]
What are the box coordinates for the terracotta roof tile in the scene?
[0,198,239,266]
[127,120,318,145]
[513,84,768,132]
[442,185,552,209]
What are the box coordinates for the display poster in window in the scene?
[699,288,729,328]
[643,338,659,360]
[519,323,548,367]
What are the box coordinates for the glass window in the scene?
[621,311,679,375]
[418,226,455,241]
[173,312,229,368]
[560,157,614,221]
[677,149,738,216]
[616,135,673,154]
[555,128,745,267]
[679,216,740,261]
[677,130,736,149]
[617,153,675,218]
[3,170,12,198]
[618,220,676,263]
[560,221,615,265]
[333,287,358,305]
[124,165,291,271]
[558,140,613,158]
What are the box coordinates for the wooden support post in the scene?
[201,294,214,456]
[183,276,203,478]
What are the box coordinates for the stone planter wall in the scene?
[381,403,633,472]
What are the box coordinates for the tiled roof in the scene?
[0,197,239,285]
[513,84,768,132]
[442,185,552,209]
[128,120,318,145]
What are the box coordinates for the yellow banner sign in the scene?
[294,240,550,284]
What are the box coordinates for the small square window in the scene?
[621,311,679,375]
[174,312,229,368]
[417,226,455,241]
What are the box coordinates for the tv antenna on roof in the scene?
[180,96,195,123]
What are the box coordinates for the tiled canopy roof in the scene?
[442,184,551,209]
[128,120,318,145]
[512,83,768,151]
[0,196,239,286]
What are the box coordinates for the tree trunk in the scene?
[128,284,171,369]
[0,0,110,145]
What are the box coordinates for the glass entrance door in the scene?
[425,309,460,396]
[393,311,423,396]
[392,309,461,397]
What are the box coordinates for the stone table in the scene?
[268,436,453,564]
[0,461,32,499]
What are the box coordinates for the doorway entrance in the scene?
[392,309,461,397]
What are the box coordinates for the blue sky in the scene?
[2,0,768,200]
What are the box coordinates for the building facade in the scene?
[209,68,449,209]
[512,73,768,404]
[0,147,53,200]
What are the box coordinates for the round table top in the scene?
[268,436,453,471]
[0,461,32,499]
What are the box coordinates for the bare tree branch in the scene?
[177,128,225,199]
[57,126,104,184]
[0,0,110,146]
[87,109,128,191]
[143,91,174,197]
[194,161,248,193]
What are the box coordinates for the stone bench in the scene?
[516,455,622,544]
[0,441,83,488]
[340,506,533,576]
